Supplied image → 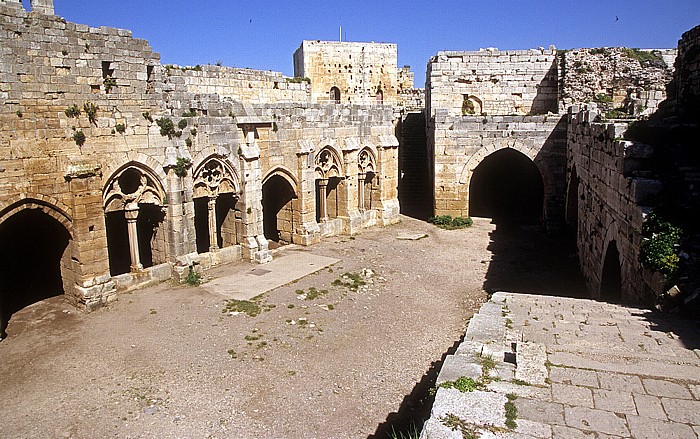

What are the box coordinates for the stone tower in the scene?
[30,0,53,15]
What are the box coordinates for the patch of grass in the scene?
[227,349,237,359]
[333,272,367,291]
[428,215,473,230]
[149,309,157,315]
[511,378,530,386]
[327,304,334,310]
[244,334,261,341]
[440,413,480,439]
[505,318,513,329]
[388,423,421,439]
[439,376,482,393]
[115,123,126,134]
[505,394,518,430]
[287,304,294,309]
[305,287,328,300]
[223,299,261,317]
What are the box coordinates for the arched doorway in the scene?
[468,149,544,223]
[262,174,296,243]
[0,208,71,337]
[601,240,622,302]
[330,86,341,103]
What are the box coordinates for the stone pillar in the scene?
[238,126,272,264]
[318,178,328,221]
[294,142,321,245]
[358,173,365,211]
[124,203,143,271]
[208,196,219,252]
[29,0,53,15]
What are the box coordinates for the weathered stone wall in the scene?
[567,107,660,304]
[561,48,675,116]
[293,40,400,104]
[428,113,567,225]
[426,48,559,118]
[0,3,399,317]
[163,65,311,104]
[676,24,700,117]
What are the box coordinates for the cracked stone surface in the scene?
[421,292,700,438]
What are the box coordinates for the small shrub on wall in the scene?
[640,212,682,279]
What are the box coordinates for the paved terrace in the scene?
[422,292,700,438]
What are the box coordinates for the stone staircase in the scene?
[398,111,432,220]
[421,292,700,438]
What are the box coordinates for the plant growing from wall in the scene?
[64,104,81,118]
[190,128,197,137]
[83,102,99,125]
[185,265,201,286]
[182,108,197,117]
[15,110,22,118]
[73,130,86,146]
[462,97,475,115]
[185,138,192,148]
[286,76,311,83]
[177,119,188,129]
[173,157,192,177]
[103,75,117,93]
[640,212,682,279]
[156,117,177,138]
[142,111,153,123]
[115,123,126,134]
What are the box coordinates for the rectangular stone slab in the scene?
[203,252,339,300]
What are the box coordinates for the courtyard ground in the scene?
[0,216,586,438]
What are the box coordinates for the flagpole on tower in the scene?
[339,18,342,42]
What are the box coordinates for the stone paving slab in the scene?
[420,292,700,439]
[203,251,339,300]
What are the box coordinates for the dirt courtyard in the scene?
[0,216,586,438]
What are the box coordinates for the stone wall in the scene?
[293,40,401,104]
[676,24,700,117]
[426,48,559,118]
[0,2,399,318]
[428,113,567,226]
[163,65,311,104]
[561,48,675,117]
[567,107,660,304]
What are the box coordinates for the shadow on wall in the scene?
[531,58,559,115]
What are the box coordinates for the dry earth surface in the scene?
[0,216,585,438]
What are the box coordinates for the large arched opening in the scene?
[0,208,71,337]
[468,149,544,223]
[262,174,296,244]
[600,240,622,302]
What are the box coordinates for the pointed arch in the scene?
[103,162,166,212]
[263,165,299,196]
[0,195,72,234]
[315,146,344,179]
[357,147,377,174]
[192,156,241,199]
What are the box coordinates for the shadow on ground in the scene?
[368,337,463,439]
[483,220,588,298]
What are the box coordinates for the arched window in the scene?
[330,86,341,103]
[376,89,384,103]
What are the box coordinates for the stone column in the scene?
[318,178,328,221]
[124,203,143,271]
[357,173,366,212]
[208,196,219,252]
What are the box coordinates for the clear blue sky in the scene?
[25,1,700,86]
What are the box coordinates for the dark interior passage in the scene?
[106,210,129,276]
[194,197,210,254]
[263,175,295,242]
[216,194,237,248]
[136,204,164,268]
[601,241,622,302]
[0,209,70,337]
[398,112,431,220]
[469,149,544,223]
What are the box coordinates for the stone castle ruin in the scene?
[1,0,698,335]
